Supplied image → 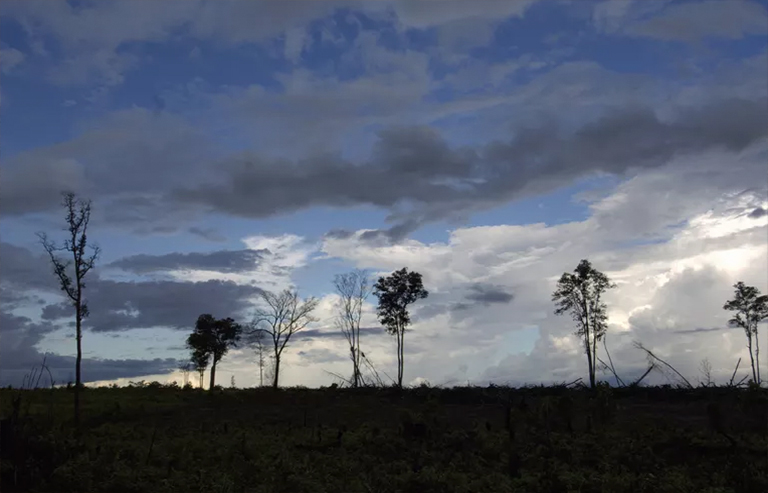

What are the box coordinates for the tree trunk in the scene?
[395,328,402,388]
[209,358,217,390]
[259,352,263,387]
[754,328,761,385]
[273,354,281,389]
[748,334,756,383]
[399,329,405,388]
[584,332,595,389]
[75,304,82,432]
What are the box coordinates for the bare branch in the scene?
[728,357,742,387]
[633,341,693,389]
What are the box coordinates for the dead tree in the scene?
[250,289,318,388]
[38,192,100,430]
[333,270,372,388]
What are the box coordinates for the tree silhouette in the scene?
[373,268,429,388]
[250,289,318,388]
[724,281,768,385]
[334,269,372,387]
[191,350,208,389]
[186,314,242,390]
[552,259,615,389]
[38,192,100,430]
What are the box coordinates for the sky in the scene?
[1,0,767,389]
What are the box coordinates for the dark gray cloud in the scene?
[748,207,767,219]
[674,327,725,335]
[3,242,261,333]
[173,97,768,234]
[108,249,268,274]
[0,309,179,386]
[297,326,385,341]
[188,226,227,242]
[41,278,262,332]
[464,283,514,305]
[0,242,61,293]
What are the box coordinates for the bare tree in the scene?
[250,289,319,388]
[334,269,372,388]
[38,192,100,429]
[552,259,615,389]
[633,341,693,389]
[249,327,269,387]
[699,358,713,387]
[723,282,768,385]
[179,361,192,387]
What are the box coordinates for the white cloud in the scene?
[317,141,768,387]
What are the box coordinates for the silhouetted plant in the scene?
[334,269,372,388]
[37,192,100,430]
[724,281,768,385]
[186,314,242,391]
[249,289,319,388]
[552,259,615,389]
[373,267,429,388]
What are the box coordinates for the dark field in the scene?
[1,384,767,493]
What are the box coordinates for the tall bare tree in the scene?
[38,192,100,429]
[334,269,372,387]
[552,259,615,389]
[248,327,268,387]
[373,268,429,388]
[724,282,768,385]
[250,289,319,388]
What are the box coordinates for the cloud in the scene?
[188,227,227,242]
[749,207,767,219]
[174,97,767,233]
[465,283,514,305]
[108,249,269,275]
[41,278,262,332]
[1,108,214,220]
[317,142,768,387]
[625,0,768,42]
[0,47,25,73]
[0,309,179,386]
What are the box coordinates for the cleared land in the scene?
[1,385,766,492]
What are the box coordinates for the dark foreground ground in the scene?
[1,384,766,493]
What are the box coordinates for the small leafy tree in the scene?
[186,314,242,391]
[250,289,319,388]
[38,192,100,429]
[373,268,429,388]
[552,259,615,389]
[334,269,372,387]
[724,282,768,385]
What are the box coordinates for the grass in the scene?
[1,383,767,492]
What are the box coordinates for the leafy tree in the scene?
[334,269,372,387]
[38,192,100,429]
[250,289,319,388]
[552,259,615,389]
[724,282,768,385]
[373,268,429,388]
[186,314,242,391]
